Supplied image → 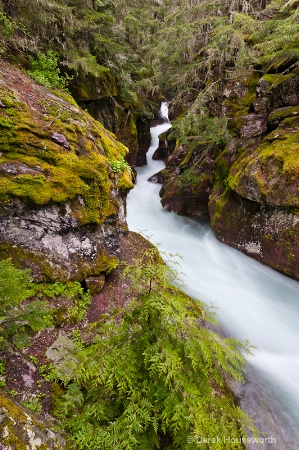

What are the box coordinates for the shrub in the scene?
[28,50,71,90]
[53,248,257,449]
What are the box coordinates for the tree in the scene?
[54,248,257,449]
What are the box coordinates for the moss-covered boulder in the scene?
[254,69,299,114]
[227,117,299,206]
[209,185,299,279]
[159,140,222,219]
[0,60,133,281]
[209,105,299,279]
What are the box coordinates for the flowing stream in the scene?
[126,104,299,449]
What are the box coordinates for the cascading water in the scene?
[127,104,299,449]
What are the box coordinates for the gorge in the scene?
[0,0,299,448]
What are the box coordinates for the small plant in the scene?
[29,355,39,365]
[109,156,131,173]
[28,50,72,90]
[21,395,44,414]
[0,361,5,388]
[39,363,58,382]
[0,361,5,375]
[0,259,33,310]
[35,281,91,323]
[8,389,19,397]
[0,259,45,348]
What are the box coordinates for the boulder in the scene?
[0,61,133,282]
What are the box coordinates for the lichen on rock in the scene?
[0,393,65,449]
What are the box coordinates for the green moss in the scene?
[0,76,132,225]
[177,166,209,188]
[0,243,68,281]
[0,393,64,449]
[117,170,134,190]
[214,151,230,181]
[51,88,79,108]
[0,393,27,423]
[0,116,13,129]
[226,122,299,205]
[74,71,118,101]
[50,382,65,414]
[225,73,259,130]
[0,241,117,282]
[262,72,293,88]
[268,106,299,125]
[209,184,231,226]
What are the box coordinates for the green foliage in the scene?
[21,395,44,414]
[53,248,257,449]
[0,361,5,375]
[0,259,33,313]
[1,298,53,349]
[170,111,231,146]
[0,259,53,348]
[35,281,91,323]
[0,11,16,37]
[28,51,72,90]
[0,11,26,54]
[254,8,299,71]
[109,156,131,173]
[0,361,5,388]
[39,363,58,382]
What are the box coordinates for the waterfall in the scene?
[127,103,299,449]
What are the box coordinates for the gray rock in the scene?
[50,132,70,150]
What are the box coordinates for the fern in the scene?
[53,248,258,449]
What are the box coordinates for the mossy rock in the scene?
[0,82,132,222]
[255,68,299,114]
[0,61,132,281]
[71,71,118,102]
[227,116,299,207]
[267,105,299,129]
[209,185,299,280]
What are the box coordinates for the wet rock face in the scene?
[135,117,152,167]
[254,71,299,114]
[209,189,299,279]
[158,141,221,220]
[209,71,299,279]
[160,67,299,279]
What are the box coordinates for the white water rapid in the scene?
[127,104,299,449]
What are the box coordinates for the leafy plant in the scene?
[0,258,33,311]
[21,395,44,414]
[35,281,91,323]
[0,259,53,348]
[28,50,72,90]
[53,248,257,449]
[0,361,5,388]
[109,156,131,173]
